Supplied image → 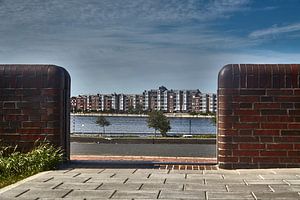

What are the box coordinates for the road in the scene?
[71,142,216,157]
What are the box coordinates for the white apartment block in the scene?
[72,86,217,114]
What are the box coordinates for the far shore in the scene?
[71,112,214,118]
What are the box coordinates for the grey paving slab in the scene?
[64,189,115,199]
[17,188,72,199]
[111,190,158,199]
[260,174,300,180]
[245,180,287,185]
[141,183,184,191]
[98,182,142,190]
[187,174,223,179]
[3,168,300,199]
[253,192,300,200]
[184,184,227,192]
[226,184,272,192]
[166,178,204,184]
[206,192,255,200]
[159,190,205,199]
[286,180,300,185]
[270,185,300,192]
[86,177,127,184]
[55,182,101,190]
[205,179,246,185]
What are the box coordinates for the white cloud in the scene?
[249,23,300,38]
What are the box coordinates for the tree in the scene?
[147,110,171,137]
[96,116,111,136]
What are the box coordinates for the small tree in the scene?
[96,116,111,136]
[147,110,171,137]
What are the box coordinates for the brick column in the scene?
[0,65,70,159]
[218,64,300,169]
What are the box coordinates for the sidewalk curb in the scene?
[0,171,51,195]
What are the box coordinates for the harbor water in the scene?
[71,115,216,136]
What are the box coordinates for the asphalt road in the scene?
[71,142,216,157]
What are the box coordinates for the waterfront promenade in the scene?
[2,166,300,199]
[72,113,214,118]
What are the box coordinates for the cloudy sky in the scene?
[1,0,300,95]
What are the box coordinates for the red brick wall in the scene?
[218,64,300,169]
[0,65,70,159]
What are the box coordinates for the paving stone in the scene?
[223,175,261,180]
[204,170,239,175]
[187,174,223,179]
[159,190,205,199]
[253,192,300,200]
[286,180,300,185]
[64,189,115,199]
[11,181,62,190]
[226,185,272,192]
[98,182,142,190]
[17,188,72,199]
[55,182,101,190]
[86,177,127,184]
[270,185,300,192]
[149,173,186,179]
[206,192,255,200]
[237,170,276,175]
[111,190,158,199]
[205,179,246,185]
[126,178,165,184]
[166,178,204,184]
[184,184,227,192]
[141,183,184,191]
[169,170,204,174]
[245,180,287,185]
[260,174,300,180]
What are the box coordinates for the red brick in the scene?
[260,123,287,129]
[239,116,266,122]
[234,110,260,116]
[232,96,259,102]
[281,130,300,136]
[218,156,238,162]
[240,89,265,95]
[239,157,252,163]
[218,129,239,136]
[267,144,293,150]
[294,144,300,149]
[253,157,279,163]
[288,151,300,156]
[218,116,238,123]
[218,143,238,150]
[254,130,280,136]
[233,150,259,156]
[266,116,292,122]
[233,136,260,143]
[288,123,300,129]
[239,130,253,135]
[239,144,265,149]
[276,96,300,102]
[289,110,300,115]
[254,103,280,109]
[22,122,46,128]
[234,123,259,129]
[266,89,293,95]
[218,122,233,129]
[218,149,232,156]
[274,137,300,143]
[3,102,15,109]
[261,109,287,115]
[260,151,287,157]
[260,136,274,142]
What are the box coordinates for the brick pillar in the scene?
[218,64,300,169]
[0,65,70,159]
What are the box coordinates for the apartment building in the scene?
[71,86,217,114]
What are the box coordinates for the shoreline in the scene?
[71,113,214,118]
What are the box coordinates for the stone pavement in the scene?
[1,167,300,199]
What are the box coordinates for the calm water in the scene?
[71,115,216,136]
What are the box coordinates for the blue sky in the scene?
[1,0,300,95]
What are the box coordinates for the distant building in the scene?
[71,86,217,114]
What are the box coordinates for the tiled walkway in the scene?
[1,167,300,199]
